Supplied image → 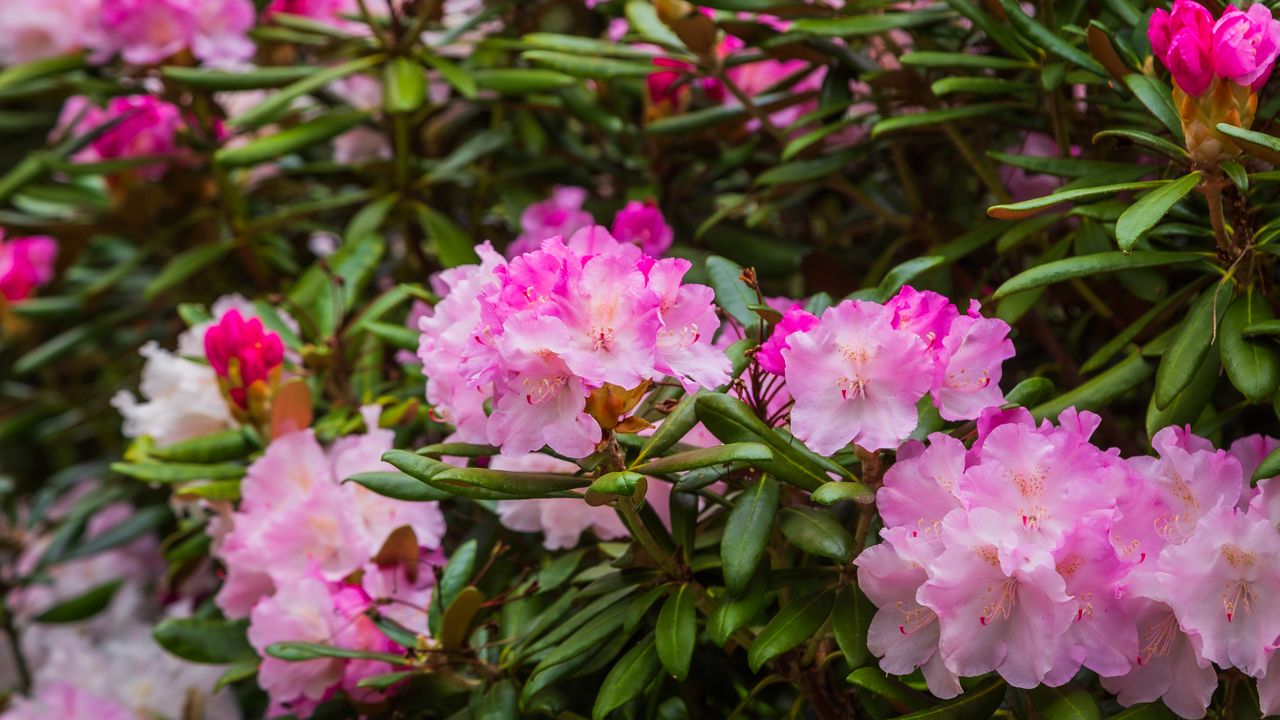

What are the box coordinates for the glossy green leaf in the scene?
[708,567,767,646]
[150,429,253,463]
[1004,376,1055,407]
[1154,285,1232,409]
[1252,446,1280,484]
[779,507,855,562]
[229,55,382,130]
[267,642,405,664]
[1116,172,1201,252]
[901,51,1033,70]
[696,393,848,491]
[871,103,1011,139]
[832,585,875,670]
[383,57,427,113]
[632,442,772,475]
[811,481,875,506]
[655,583,696,681]
[747,588,834,672]
[992,251,1203,299]
[1220,290,1280,403]
[417,205,480,267]
[1029,683,1100,720]
[1093,129,1189,160]
[154,618,255,664]
[988,181,1168,220]
[592,635,661,720]
[721,475,778,597]
[523,50,655,79]
[34,579,123,623]
[997,0,1104,75]
[472,68,577,93]
[791,9,952,36]
[846,667,931,711]
[894,678,1007,720]
[1124,74,1184,140]
[705,255,758,331]
[345,471,452,502]
[216,111,368,167]
[632,391,702,466]
[161,65,318,90]
[1032,353,1152,420]
[110,461,246,483]
[1215,123,1280,165]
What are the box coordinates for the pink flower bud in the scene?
[610,200,674,256]
[1213,4,1280,90]
[203,309,285,408]
[0,232,58,302]
[1149,0,1215,96]
[757,306,818,376]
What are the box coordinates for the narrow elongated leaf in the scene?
[1093,129,1189,160]
[846,667,931,710]
[1252,447,1280,484]
[417,205,479,267]
[345,471,451,502]
[811,481,875,505]
[267,642,405,664]
[60,505,171,562]
[1030,683,1100,720]
[592,636,661,720]
[721,476,778,596]
[439,587,485,650]
[871,103,1010,138]
[696,393,849,491]
[161,65,318,90]
[34,580,123,623]
[151,429,253,463]
[747,588,834,672]
[992,251,1203,299]
[988,181,1167,220]
[1116,172,1201,252]
[216,111,368,167]
[655,584,696,681]
[1004,376,1055,407]
[901,51,1033,70]
[633,390,701,466]
[472,68,577,93]
[997,0,1104,75]
[705,256,757,330]
[1125,74,1184,140]
[779,507,855,562]
[1032,353,1152,420]
[633,443,772,475]
[893,678,1006,720]
[1215,123,1280,165]
[832,585,875,669]
[942,0,1031,59]
[1154,285,1232,409]
[791,10,951,36]
[708,568,767,646]
[1220,290,1280,403]
[229,55,382,130]
[154,618,254,664]
[110,462,246,483]
[522,50,655,79]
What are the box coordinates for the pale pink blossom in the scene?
[1100,596,1218,719]
[932,305,1013,421]
[509,187,594,257]
[98,0,255,66]
[0,0,102,65]
[0,682,133,720]
[1213,4,1280,90]
[248,574,346,711]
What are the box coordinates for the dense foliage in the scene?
[5,1,1280,719]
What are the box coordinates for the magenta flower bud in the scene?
[0,232,58,302]
[1213,4,1280,90]
[610,200,674,256]
[203,309,285,408]
[756,306,818,376]
[1149,0,1215,96]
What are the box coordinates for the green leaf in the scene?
[705,255,758,330]
[846,667,931,711]
[471,68,577,93]
[534,603,631,673]
[632,390,701,466]
[987,180,1168,220]
[430,538,478,636]
[0,52,86,90]
[229,55,383,130]
[1252,446,1280,484]
[176,480,242,501]
[523,32,662,59]
[1222,160,1249,193]
[894,678,1007,720]
[1029,683,1100,720]
[267,642,405,664]
[1244,320,1280,337]
[145,243,233,300]
[364,320,420,350]
[34,579,123,623]
[1154,285,1231,409]
[439,586,485,650]
[1124,74,1184,141]
[1032,353,1152,421]
[424,129,509,183]
[1004,377,1055,407]
[997,0,1105,75]
[779,507,855,562]
[721,476,778,597]
[747,588,834,672]
[1215,123,1280,165]
[383,57,427,113]
[1220,290,1280,403]
[756,152,853,186]
[811,481,875,506]
[345,471,451,502]
[161,65,319,90]
[356,670,414,691]
[708,567,767,646]
[154,618,255,664]
[655,583,696,681]
[901,51,1033,70]
[420,52,477,100]
[417,442,500,458]
[871,103,1011,139]
[216,110,369,167]
[832,585,875,670]
[992,251,1203,299]
[151,429,253,463]
[632,443,772,475]
[1093,129,1189,161]
[110,462,246,483]
[1108,704,1178,720]
[931,76,1035,96]
[624,0,687,48]
[942,0,1031,59]
[59,505,171,562]
[592,635,661,720]
[695,393,849,491]
[540,550,587,597]
[213,659,260,692]
[1082,284,1200,375]
[1115,172,1201,252]
[522,50,655,79]
[416,205,479,267]
[791,9,952,36]
[588,471,646,498]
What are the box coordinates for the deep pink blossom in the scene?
[55,95,187,181]
[99,0,255,66]
[509,187,594,257]
[203,309,285,409]
[1213,4,1280,90]
[757,306,818,376]
[0,232,57,301]
[611,200,673,256]
[1150,0,1216,95]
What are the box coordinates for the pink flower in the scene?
[1149,0,1215,96]
[932,304,1013,421]
[98,0,256,66]
[509,187,594,257]
[56,95,187,180]
[492,454,629,549]
[1126,426,1243,546]
[203,309,285,409]
[1213,4,1280,90]
[917,507,1077,688]
[1,682,134,720]
[757,306,818,376]
[876,433,964,536]
[783,300,932,453]
[855,527,961,699]
[643,257,729,391]
[611,200,673,256]
[886,286,958,352]
[1156,505,1280,676]
[0,232,57,302]
[248,574,346,711]
[0,0,101,65]
[1099,596,1218,720]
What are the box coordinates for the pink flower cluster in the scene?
[210,410,446,716]
[0,230,57,302]
[55,95,190,181]
[0,0,256,67]
[417,227,728,457]
[779,286,1014,453]
[1149,0,1280,96]
[858,410,1280,719]
[509,187,674,258]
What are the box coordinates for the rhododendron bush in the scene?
[9,1,1280,719]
